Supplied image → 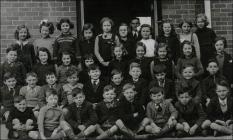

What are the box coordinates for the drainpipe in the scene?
[204,0,212,28]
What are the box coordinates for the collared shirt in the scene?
[219,98,228,113]
[91,79,100,85]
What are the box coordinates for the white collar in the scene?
[91,79,99,84]
[219,98,227,106]
[16,40,29,46]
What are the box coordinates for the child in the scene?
[116,83,150,138]
[195,13,216,67]
[176,64,202,104]
[13,25,36,72]
[6,95,38,139]
[178,19,200,59]
[139,24,158,58]
[19,72,43,117]
[145,87,178,137]
[79,53,95,83]
[32,47,56,86]
[214,36,232,86]
[34,19,55,58]
[150,43,174,80]
[57,51,79,84]
[175,87,207,137]
[125,62,148,106]
[149,64,175,103]
[66,87,97,138]
[1,44,26,86]
[157,19,180,63]
[129,17,141,42]
[95,85,119,139]
[0,72,20,121]
[176,40,204,79]
[129,42,152,81]
[38,89,77,140]
[118,22,136,60]
[94,17,120,75]
[83,64,108,105]
[205,80,233,136]
[54,18,80,64]
[79,23,95,57]
[110,69,125,100]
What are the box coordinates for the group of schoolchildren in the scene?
[0,13,232,139]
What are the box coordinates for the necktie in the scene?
[133,32,137,40]
[156,104,162,112]
[9,88,14,96]
[93,81,98,92]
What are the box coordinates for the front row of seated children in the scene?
[3,78,232,139]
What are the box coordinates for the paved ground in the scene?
[1,124,232,140]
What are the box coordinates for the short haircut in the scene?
[182,63,194,72]
[26,72,37,78]
[83,53,94,61]
[56,18,74,31]
[140,24,152,33]
[122,83,135,93]
[72,87,84,97]
[100,17,114,27]
[111,69,123,78]
[179,19,193,28]
[65,67,78,77]
[81,23,95,40]
[6,44,18,54]
[131,17,140,23]
[14,95,26,103]
[215,79,230,90]
[180,40,196,58]
[14,25,31,40]
[45,88,58,98]
[149,86,164,95]
[129,62,141,71]
[195,13,209,26]
[177,86,192,96]
[87,64,100,72]
[39,20,54,34]
[207,58,219,67]
[3,72,16,81]
[103,85,115,94]
[45,71,57,77]
[214,36,227,48]
[136,41,147,53]
[154,64,167,74]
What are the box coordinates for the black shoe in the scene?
[176,131,186,138]
[202,129,209,137]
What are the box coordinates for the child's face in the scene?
[114,47,123,59]
[67,73,78,85]
[46,74,57,85]
[102,21,111,33]
[215,40,224,54]
[4,77,17,89]
[182,67,194,80]
[119,25,128,38]
[216,85,229,100]
[136,46,145,58]
[18,28,28,41]
[7,51,17,63]
[123,88,136,102]
[163,23,171,35]
[84,59,94,67]
[131,19,140,31]
[26,76,37,87]
[181,22,191,34]
[129,67,141,80]
[62,54,71,66]
[103,89,116,102]
[155,72,166,81]
[206,62,219,75]
[178,92,191,105]
[88,69,101,80]
[196,18,205,29]
[157,47,167,59]
[61,22,70,33]
[83,29,93,40]
[14,99,27,112]
[150,92,164,104]
[39,51,48,64]
[46,95,58,107]
[141,27,151,39]
[41,26,50,38]
[183,44,192,57]
[73,93,85,106]
[111,73,123,85]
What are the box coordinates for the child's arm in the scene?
[189,124,198,135]
[168,101,178,119]
[192,33,201,59]
[195,103,207,127]
[150,61,154,80]
[94,36,104,63]
[194,84,202,104]
[53,38,59,62]
[74,37,81,60]
[83,103,98,127]
[194,58,204,77]
[175,59,182,79]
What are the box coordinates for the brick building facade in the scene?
[0,0,232,62]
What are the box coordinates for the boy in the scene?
[175,87,207,137]
[66,87,97,138]
[116,83,150,138]
[110,69,125,100]
[95,85,119,139]
[6,95,38,139]
[148,64,175,103]
[38,89,77,139]
[83,64,108,105]
[0,72,20,121]
[1,44,26,86]
[145,87,177,138]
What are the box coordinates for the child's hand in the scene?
[93,103,98,109]
[183,122,190,133]
[78,125,86,131]
[226,120,233,126]
[189,125,198,135]
[167,117,176,128]
[215,120,226,126]
[13,123,22,130]
[206,98,210,107]
[51,129,58,138]
[26,125,34,131]
[154,126,161,133]
[133,112,138,117]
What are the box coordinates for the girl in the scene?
[195,13,216,67]
[13,25,36,72]
[178,19,200,59]
[57,51,79,85]
[94,17,120,75]
[79,53,95,84]
[32,47,55,86]
[118,23,136,60]
[150,43,174,80]
[176,40,204,79]
[140,24,158,59]
[54,18,80,64]
[157,19,180,64]
[34,20,55,59]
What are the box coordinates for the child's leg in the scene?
[176,123,184,131]
[83,125,97,136]
[145,123,161,134]
[210,122,233,135]
[115,119,135,138]
[201,120,212,136]
[159,120,177,136]
[96,125,118,139]
[28,131,39,139]
[137,117,150,133]
[59,120,77,139]
[96,124,105,134]
[33,110,39,118]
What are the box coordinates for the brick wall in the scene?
[0,0,78,62]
